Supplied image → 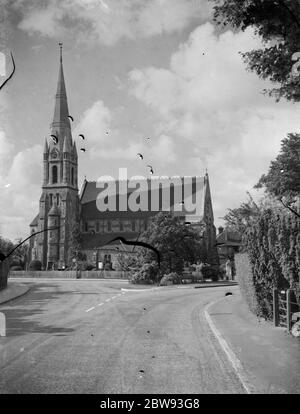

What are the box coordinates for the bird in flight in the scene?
[50,134,58,144]
[146,137,150,140]
[79,134,85,140]
[68,115,74,122]
[80,148,86,152]
[137,153,143,160]
[147,165,154,174]
[105,131,109,135]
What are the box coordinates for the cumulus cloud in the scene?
[0,145,42,240]
[128,22,300,223]
[13,0,211,46]
[74,100,177,165]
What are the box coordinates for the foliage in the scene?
[159,272,181,286]
[129,262,159,285]
[210,0,300,102]
[223,192,261,235]
[235,252,260,315]
[28,260,42,271]
[255,133,300,199]
[10,265,23,271]
[201,264,219,282]
[68,223,84,265]
[0,235,14,257]
[114,253,139,272]
[243,208,299,319]
[137,213,205,275]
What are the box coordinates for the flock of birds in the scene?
[50,116,155,176]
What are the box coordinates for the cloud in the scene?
[13,0,211,46]
[0,145,42,240]
[128,22,300,224]
[74,99,177,165]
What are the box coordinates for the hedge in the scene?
[235,253,259,316]
[239,208,299,320]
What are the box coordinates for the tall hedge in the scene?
[240,208,299,320]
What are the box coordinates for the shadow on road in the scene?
[0,283,76,337]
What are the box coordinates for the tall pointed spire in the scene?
[51,42,71,143]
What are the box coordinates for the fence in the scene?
[273,288,300,332]
[9,269,130,279]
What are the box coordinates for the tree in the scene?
[11,238,29,269]
[255,133,300,200]
[68,223,84,266]
[137,212,205,276]
[223,192,261,234]
[210,0,300,101]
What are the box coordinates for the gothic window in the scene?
[52,165,58,184]
[50,193,53,206]
[71,168,74,186]
[56,194,59,205]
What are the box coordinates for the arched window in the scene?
[56,194,59,205]
[50,193,53,206]
[52,165,58,184]
[71,168,74,186]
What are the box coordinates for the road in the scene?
[0,279,244,394]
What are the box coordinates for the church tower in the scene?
[202,173,219,267]
[31,44,79,269]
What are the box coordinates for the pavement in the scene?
[0,279,299,393]
[207,293,300,394]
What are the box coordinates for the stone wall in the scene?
[9,270,129,279]
[0,261,9,290]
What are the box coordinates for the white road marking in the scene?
[86,306,95,313]
[96,303,104,307]
[111,296,117,299]
[105,298,111,302]
[204,297,255,394]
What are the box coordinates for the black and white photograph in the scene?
[0,0,299,399]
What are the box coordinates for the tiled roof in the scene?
[81,232,139,251]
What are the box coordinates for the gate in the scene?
[273,288,300,332]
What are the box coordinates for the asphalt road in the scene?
[0,279,244,394]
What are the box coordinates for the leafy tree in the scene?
[223,192,261,234]
[137,212,205,276]
[68,223,84,266]
[0,235,14,257]
[210,0,300,101]
[255,133,300,200]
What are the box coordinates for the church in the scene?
[29,46,219,271]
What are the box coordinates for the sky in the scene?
[1,0,300,241]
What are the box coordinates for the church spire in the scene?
[51,42,71,137]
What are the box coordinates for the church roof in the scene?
[81,232,138,251]
[30,214,39,227]
[80,176,206,220]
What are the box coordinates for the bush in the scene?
[160,272,181,286]
[129,263,158,285]
[244,208,298,320]
[201,265,219,282]
[10,266,23,271]
[83,263,95,271]
[235,253,260,316]
[28,260,42,271]
[9,260,23,269]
